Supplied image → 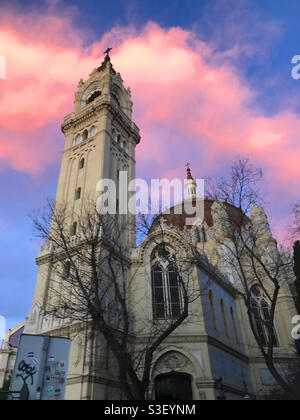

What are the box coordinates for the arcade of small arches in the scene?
[111,127,128,153]
[73,126,97,146]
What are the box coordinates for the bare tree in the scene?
[257,364,300,400]
[288,204,300,317]
[206,158,298,398]
[289,203,300,242]
[293,241,300,314]
[31,199,207,400]
[206,157,264,212]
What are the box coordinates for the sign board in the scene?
[10,334,71,400]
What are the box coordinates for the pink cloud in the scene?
[0,11,299,240]
[110,24,300,195]
[0,9,102,172]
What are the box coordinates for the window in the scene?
[75,187,81,200]
[112,128,119,142]
[122,141,127,152]
[220,299,230,337]
[86,90,101,104]
[71,222,77,236]
[209,291,219,331]
[195,226,207,242]
[73,134,82,146]
[82,130,88,141]
[62,261,71,280]
[230,307,240,344]
[111,92,120,107]
[219,245,235,284]
[250,286,279,347]
[79,158,84,169]
[90,126,97,137]
[201,227,207,242]
[151,246,183,320]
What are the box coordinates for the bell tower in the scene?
[25,54,141,338]
[56,53,141,247]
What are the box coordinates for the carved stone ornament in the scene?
[154,351,193,376]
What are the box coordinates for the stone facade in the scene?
[0,323,24,388]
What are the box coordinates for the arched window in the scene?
[73,134,82,146]
[201,226,207,242]
[62,261,71,280]
[220,299,230,337]
[79,158,84,169]
[86,90,101,104]
[122,141,127,152]
[151,246,182,320]
[195,226,207,242]
[75,187,81,200]
[219,244,235,284]
[71,222,77,236]
[90,126,97,137]
[250,286,279,347]
[230,307,240,344]
[111,92,120,107]
[209,290,219,331]
[82,130,88,141]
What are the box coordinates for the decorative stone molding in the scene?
[152,350,194,378]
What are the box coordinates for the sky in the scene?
[0,0,299,332]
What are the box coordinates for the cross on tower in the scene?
[158,216,167,230]
[104,47,112,57]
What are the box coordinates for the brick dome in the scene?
[150,199,247,232]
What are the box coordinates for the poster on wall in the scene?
[10,334,71,400]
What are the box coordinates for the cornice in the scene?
[62,95,140,144]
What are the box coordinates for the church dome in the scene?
[150,199,247,232]
[150,166,248,232]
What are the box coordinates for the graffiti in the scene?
[292,315,300,340]
[17,360,37,386]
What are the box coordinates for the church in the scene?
[0,54,299,400]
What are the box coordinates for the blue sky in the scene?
[0,0,299,333]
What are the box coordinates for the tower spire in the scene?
[185,163,197,198]
[185,162,194,180]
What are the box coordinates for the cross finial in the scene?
[185,162,193,180]
[104,47,112,57]
[158,216,167,230]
